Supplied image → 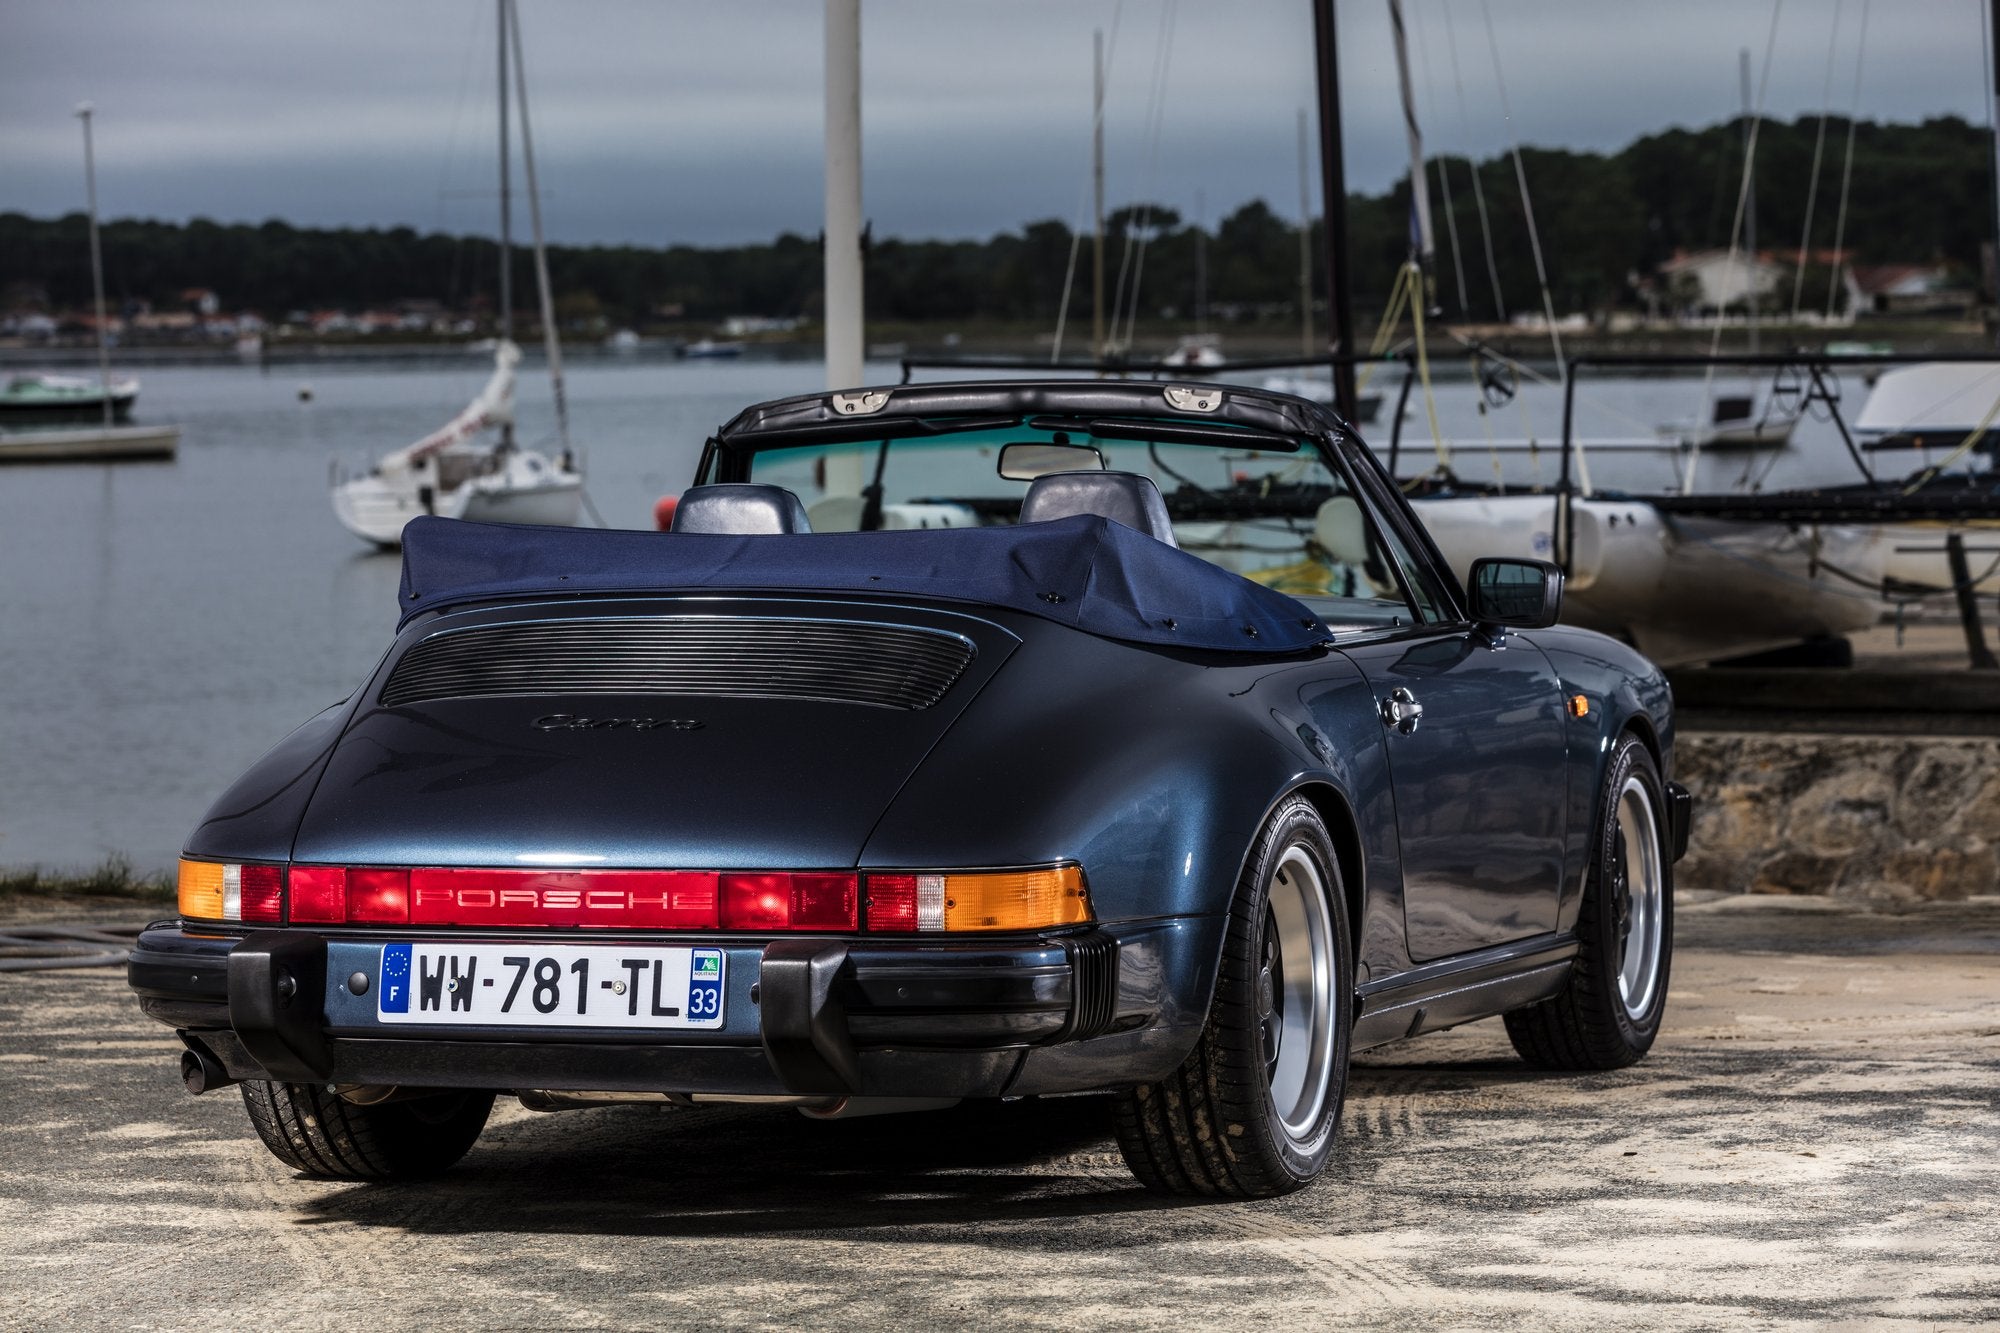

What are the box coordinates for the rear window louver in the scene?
[379,617,975,711]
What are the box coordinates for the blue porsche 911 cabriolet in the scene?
[129,379,1688,1197]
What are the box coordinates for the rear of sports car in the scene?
[127,583,1236,1179]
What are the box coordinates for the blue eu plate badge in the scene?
[379,943,412,1014]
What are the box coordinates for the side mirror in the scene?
[998,440,1106,481]
[1467,557,1563,629]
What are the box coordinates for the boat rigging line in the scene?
[1386,1,1448,474]
[1050,6,1123,365]
[1439,1,1505,323]
[506,0,570,457]
[1107,0,1178,357]
[1683,0,1786,496]
[1825,0,1870,322]
[1788,0,1845,324]
[1476,0,1564,384]
[1409,3,1470,320]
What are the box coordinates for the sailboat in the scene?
[0,104,180,465]
[1325,0,1891,667]
[330,0,582,548]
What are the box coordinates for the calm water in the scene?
[0,355,1867,873]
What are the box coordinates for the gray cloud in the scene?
[0,0,1985,246]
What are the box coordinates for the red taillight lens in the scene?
[289,866,346,923]
[865,874,918,931]
[719,872,858,931]
[408,869,718,929]
[239,865,283,923]
[347,868,411,924]
[791,873,858,929]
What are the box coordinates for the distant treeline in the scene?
[2,115,1989,328]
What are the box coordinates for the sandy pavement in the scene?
[1,895,1995,1330]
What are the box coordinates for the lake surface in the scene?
[0,354,1872,873]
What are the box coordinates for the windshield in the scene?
[725,416,1433,623]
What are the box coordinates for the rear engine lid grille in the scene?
[380,617,975,711]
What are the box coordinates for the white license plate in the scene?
[375,943,725,1030]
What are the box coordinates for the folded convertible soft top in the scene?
[398,514,1328,653]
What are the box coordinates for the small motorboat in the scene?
[681,338,747,360]
[1159,334,1225,370]
[1256,373,1385,424]
[0,372,138,425]
[1657,391,1799,451]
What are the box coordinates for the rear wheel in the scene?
[1113,797,1352,1197]
[239,1081,493,1181]
[1505,733,1673,1069]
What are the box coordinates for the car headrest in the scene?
[1019,471,1178,547]
[1313,495,1371,565]
[670,483,811,535]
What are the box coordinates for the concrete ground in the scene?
[1,894,1996,1331]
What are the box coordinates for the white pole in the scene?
[76,102,113,427]
[824,0,864,393]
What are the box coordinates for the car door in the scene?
[1330,448,1570,964]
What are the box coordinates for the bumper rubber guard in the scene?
[226,931,332,1082]
[757,939,862,1095]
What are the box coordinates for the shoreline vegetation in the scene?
[1,858,175,902]
[2,115,1989,336]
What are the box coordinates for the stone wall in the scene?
[1675,732,2000,901]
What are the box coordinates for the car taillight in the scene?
[720,872,858,931]
[285,866,412,924]
[196,862,1087,932]
[177,859,282,924]
[862,866,1088,932]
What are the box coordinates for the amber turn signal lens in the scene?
[940,866,1090,931]
[178,859,226,921]
[1568,694,1590,718]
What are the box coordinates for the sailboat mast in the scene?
[1194,188,1207,336]
[1741,48,1757,354]
[506,0,570,454]
[497,0,513,348]
[1309,0,1358,421]
[1092,29,1107,363]
[1388,0,1435,274]
[1989,0,2000,346]
[1297,109,1314,357]
[76,103,113,427]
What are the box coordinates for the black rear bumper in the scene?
[128,920,1204,1100]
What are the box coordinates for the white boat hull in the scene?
[1413,494,1889,666]
[1877,520,2000,593]
[0,423,179,463]
[333,449,582,548]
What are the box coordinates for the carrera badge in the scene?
[531,714,704,732]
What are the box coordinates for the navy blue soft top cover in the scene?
[398,514,1327,653]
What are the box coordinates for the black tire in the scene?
[1505,733,1673,1070]
[1113,797,1352,1198]
[239,1081,494,1181]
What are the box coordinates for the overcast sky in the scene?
[0,0,1989,247]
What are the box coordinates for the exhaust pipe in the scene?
[797,1096,960,1121]
[514,1091,960,1117]
[178,1035,237,1095]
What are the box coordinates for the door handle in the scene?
[1379,687,1423,735]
